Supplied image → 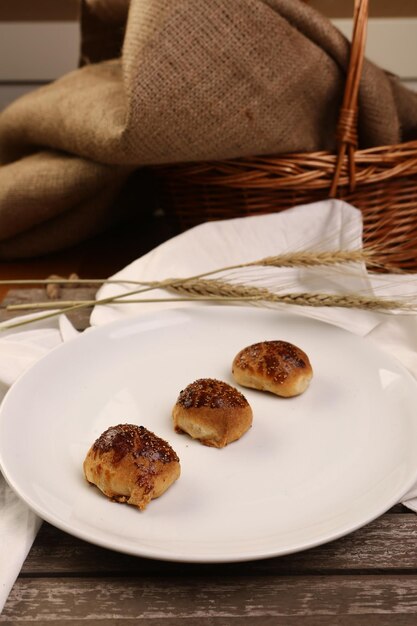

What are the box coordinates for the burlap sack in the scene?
[0,0,416,258]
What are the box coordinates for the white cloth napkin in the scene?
[1,198,417,612]
[91,199,382,335]
[0,315,78,612]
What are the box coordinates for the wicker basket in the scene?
[149,0,417,271]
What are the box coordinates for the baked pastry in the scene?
[172,378,253,448]
[83,424,180,510]
[232,340,313,397]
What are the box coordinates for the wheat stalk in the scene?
[1,247,414,331]
[3,275,412,324]
[0,246,378,290]
[251,249,373,268]
[0,246,382,310]
[165,279,411,310]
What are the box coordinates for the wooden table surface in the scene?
[1,286,417,624]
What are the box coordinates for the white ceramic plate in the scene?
[1,306,417,563]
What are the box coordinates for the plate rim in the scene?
[1,305,417,563]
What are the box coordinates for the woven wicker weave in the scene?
[151,0,417,271]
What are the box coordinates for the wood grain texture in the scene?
[0,0,79,22]
[3,575,417,623]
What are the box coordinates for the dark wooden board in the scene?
[4,574,417,624]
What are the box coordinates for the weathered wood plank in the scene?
[20,511,417,577]
[3,576,417,623]
[1,618,416,626]
[0,0,79,21]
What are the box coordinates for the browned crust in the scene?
[232,340,313,397]
[172,379,253,448]
[83,424,180,510]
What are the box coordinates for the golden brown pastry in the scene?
[232,340,313,397]
[172,378,253,448]
[83,424,180,510]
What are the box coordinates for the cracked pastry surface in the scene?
[172,378,253,448]
[232,340,313,397]
[83,424,180,510]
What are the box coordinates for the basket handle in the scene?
[329,0,369,197]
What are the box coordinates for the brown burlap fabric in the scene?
[0,0,416,258]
